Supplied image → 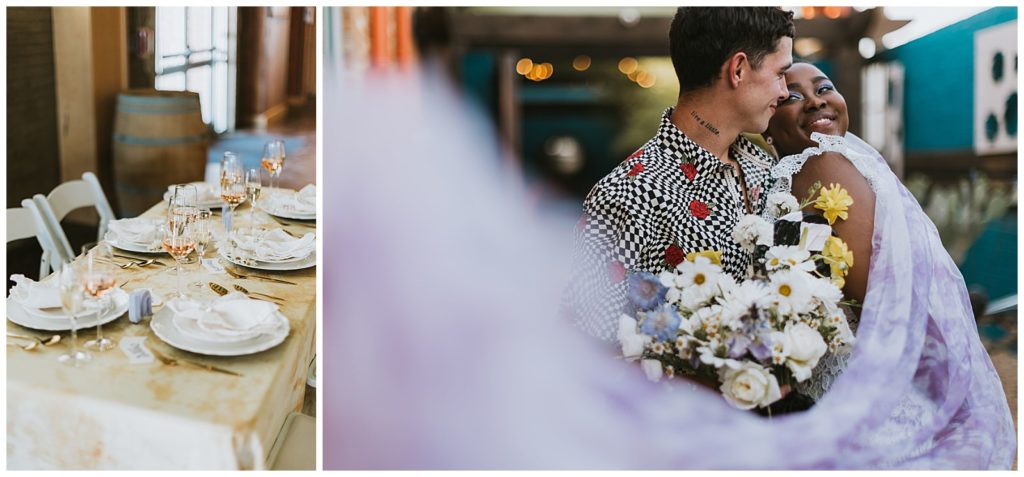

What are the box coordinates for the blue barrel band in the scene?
[113,134,207,146]
[117,95,200,106]
[116,106,201,114]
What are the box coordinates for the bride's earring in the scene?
[766,137,773,145]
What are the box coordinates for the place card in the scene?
[120,336,155,364]
[202,258,226,274]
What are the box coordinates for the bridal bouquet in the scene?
[618,182,856,410]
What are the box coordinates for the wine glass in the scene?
[162,215,196,299]
[188,208,214,293]
[58,263,91,366]
[220,152,246,234]
[167,184,198,222]
[81,243,117,351]
[261,140,286,194]
[245,168,263,230]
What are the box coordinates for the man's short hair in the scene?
[670,7,795,94]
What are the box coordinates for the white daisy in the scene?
[764,245,814,272]
[674,256,722,295]
[768,269,815,315]
[719,280,770,328]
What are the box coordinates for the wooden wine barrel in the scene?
[112,90,208,217]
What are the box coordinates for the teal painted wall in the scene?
[876,7,1017,153]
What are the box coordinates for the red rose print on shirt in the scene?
[626,148,644,161]
[665,244,685,268]
[690,200,710,219]
[576,213,588,229]
[680,163,698,181]
[626,163,644,177]
[607,260,626,283]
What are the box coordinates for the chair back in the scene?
[35,172,118,260]
[11,200,69,277]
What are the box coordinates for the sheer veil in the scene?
[325,72,1015,469]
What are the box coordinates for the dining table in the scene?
[6,190,317,470]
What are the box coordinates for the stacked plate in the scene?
[219,228,316,271]
[150,294,289,356]
[7,285,129,331]
[104,217,165,253]
[260,184,316,220]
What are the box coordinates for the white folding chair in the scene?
[8,201,67,278]
[266,412,315,470]
[33,171,117,262]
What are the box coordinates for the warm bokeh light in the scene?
[627,69,640,82]
[802,6,816,19]
[618,57,639,75]
[540,62,553,80]
[823,7,843,19]
[516,58,533,75]
[572,55,592,72]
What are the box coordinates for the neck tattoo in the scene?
[690,110,720,136]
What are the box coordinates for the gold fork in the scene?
[150,348,242,377]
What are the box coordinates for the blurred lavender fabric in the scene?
[323,72,1014,470]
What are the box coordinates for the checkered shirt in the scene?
[564,108,776,341]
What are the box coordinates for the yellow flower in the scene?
[686,250,722,265]
[813,183,854,225]
[822,236,854,287]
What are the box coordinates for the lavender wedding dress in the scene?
[326,73,1015,469]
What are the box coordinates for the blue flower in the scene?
[640,304,682,342]
[626,271,668,311]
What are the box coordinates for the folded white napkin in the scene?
[9,274,61,309]
[170,292,283,341]
[264,184,316,215]
[165,182,220,204]
[106,217,162,248]
[232,228,315,262]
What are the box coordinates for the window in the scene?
[155,7,235,134]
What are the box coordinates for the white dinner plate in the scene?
[150,306,289,356]
[260,203,316,221]
[105,235,165,254]
[219,248,316,271]
[7,289,129,331]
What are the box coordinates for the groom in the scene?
[566,7,794,341]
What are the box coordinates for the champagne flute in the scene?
[58,263,91,366]
[220,152,246,234]
[261,140,286,194]
[163,216,196,299]
[245,168,263,230]
[81,243,117,351]
[188,208,214,293]
[167,184,198,223]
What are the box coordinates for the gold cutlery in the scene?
[223,267,297,286]
[114,254,165,267]
[209,282,283,305]
[232,284,286,303]
[151,348,242,377]
[7,333,62,347]
[8,341,39,351]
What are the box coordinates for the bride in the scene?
[326,62,1015,469]
[762,62,1015,464]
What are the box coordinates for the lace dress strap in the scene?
[768,133,886,206]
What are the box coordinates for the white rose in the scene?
[732,215,773,252]
[784,322,828,382]
[620,334,648,361]
[617,314,638,341]
[767,192,800,218]
[641,359,663,382]
[718,362,782,410]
